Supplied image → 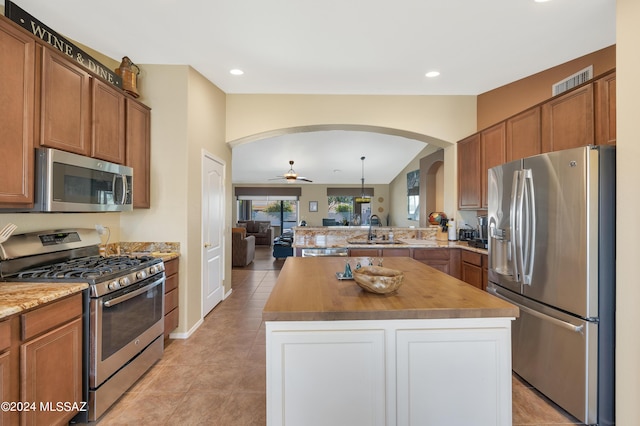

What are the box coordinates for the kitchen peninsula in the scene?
[263,256,518,426]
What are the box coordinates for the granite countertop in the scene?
[0,282,88,320]
[263,257,517,322]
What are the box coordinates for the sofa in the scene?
[232,227,256,267]
[236,220,273,246]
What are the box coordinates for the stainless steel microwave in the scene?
[9,148,133,212]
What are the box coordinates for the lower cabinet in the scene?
[0,293,85,426]
[164,258,180,339]
[266,318,513,425]
[461,250,488,290]
[412,248,460,277]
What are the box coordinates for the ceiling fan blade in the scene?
[297,177,313,182]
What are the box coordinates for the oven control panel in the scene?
[93,261,165,298]
[39,231,81,246]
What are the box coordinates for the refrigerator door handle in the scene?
[487,286,584,334]
[521,169,536,285]
[510,170,521,283]
[513,170,526,284]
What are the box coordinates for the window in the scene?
[327,196,372,225]
[407,170,419,221]
[238,199,299,232]
[235,187,302,233]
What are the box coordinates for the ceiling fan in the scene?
[270,160,313,183]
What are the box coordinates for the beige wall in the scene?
[226,95,477,218]
[615,0,638,422]
[120,64,231,337]
[477,45,615,129]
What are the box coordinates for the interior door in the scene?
[202,152,225,316]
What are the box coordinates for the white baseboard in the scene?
[168,318,203,339]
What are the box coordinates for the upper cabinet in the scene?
[457,134,481,209]
[480,122,506,208]
[595,72,616,146]
[126,99,152,209]
[92,79,126,164]
[0,18,35,206]
[37,46,92,156]
[458,70,615,210]
[541,84,594,153]
[0,15,151,208]
[506,107,541,162]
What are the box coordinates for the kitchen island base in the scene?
[266,317,513,426]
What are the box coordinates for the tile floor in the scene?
[93,247,581,425]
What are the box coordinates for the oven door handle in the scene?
[103,278,163,308]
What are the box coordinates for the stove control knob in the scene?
[149,265,159,274]
[119,276,130,287]
[108,281,120,290]
[136,270,147,279]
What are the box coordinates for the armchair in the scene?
[232,227,256,267]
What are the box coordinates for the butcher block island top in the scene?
[262,256,518,322]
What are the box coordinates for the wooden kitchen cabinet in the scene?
[19,293,84,426]
[412,248,453,276]
[595,71,616,146]
[506,107,541,162]
[0,320,12,426]
[164,258,180,339]
[481,122,506,208]
[460,250,487,290]
[348,248,380,258]
[92,79,126,164]
[37,46,92,156]
[125,99,152,209]
[541,84,594,153]
[457,133,482,209]
[0,18,35,206]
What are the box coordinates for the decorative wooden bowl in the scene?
[353,266,404,294]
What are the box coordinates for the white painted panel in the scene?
[269,330,386,426]
[396,328,512,426]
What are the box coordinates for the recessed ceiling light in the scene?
[425,71,440,78]
[230,69,244,75]
[534,0,551,3]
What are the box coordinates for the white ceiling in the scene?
[4,0,616,183]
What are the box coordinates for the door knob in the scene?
[204,243,211,248]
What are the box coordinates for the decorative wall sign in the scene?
[4,1,123,88]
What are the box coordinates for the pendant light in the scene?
[355,156,371,203]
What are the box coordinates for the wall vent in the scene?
[552,65,593,96]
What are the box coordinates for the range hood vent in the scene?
[552,65,593,96]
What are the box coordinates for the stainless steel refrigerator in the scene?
[487,145,615,426]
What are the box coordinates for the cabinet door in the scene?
[125,99,151,208]
[481,122,506,208]
[381,248,410,257]
[457,134,481,209]
[0,351,10,426]
[413,248,451,274]
[595,72,616,146]
[541,84,594,153]
[0,19,35,205]
[38,47,91,155]
[506,107,541,162]
[20,317,83,426]
[462,263,483,290]
[348,248,379,257]
[268,328,386,426]
[92,79,126,163]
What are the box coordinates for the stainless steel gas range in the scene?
[0,229,165,422]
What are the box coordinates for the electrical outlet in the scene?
[95,224,106,235]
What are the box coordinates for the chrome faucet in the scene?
[368,214,381,240]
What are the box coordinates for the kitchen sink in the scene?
[346,240,406,245]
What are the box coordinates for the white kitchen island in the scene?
[263,257,519,426]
